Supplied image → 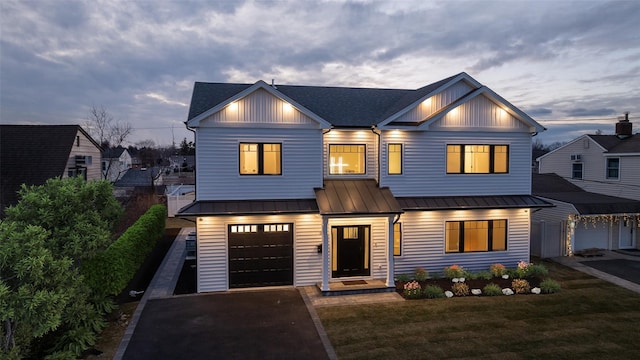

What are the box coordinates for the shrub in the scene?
[490,263,506,277]
[414,267,429,282]
[403,280,422,299]
[477,271,493,280]
[540,279,562,294]
[516,260,531,278]
[512,279,531,294]
[526,264,549,278]
[444,264,464,279]
[451,282,470,296]
[483,283,502,296]
[423,285,445,299]
[395,273,410,283]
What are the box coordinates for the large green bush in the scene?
[82,204,167,296]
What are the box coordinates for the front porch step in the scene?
[317,279,396,296]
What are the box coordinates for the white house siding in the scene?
[393,81,474,123]
[327,217,389,280]
[380,131,532,196]
[65,130,102,180]
[531,198,577,257]
[574,222,611,251]
[574,155,640,201]
[394,208,531,275]
[206,88,319,126]
[430,96,529,131]
[323,130,378,181]
[195,127,323,200]
[196,214,323,292]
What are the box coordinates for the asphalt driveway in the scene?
[581,259,640,285]
[122,289,329,360]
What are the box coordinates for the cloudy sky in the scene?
[1,0,639,147]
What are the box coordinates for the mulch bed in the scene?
[396,277,542,299]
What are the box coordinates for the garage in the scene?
[228,223,293,288]
[574,222,610,251]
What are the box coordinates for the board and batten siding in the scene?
[393,81,474,123]
[394,208,531,275]
[327,217,389,280]
[195,127,323,200]
[65,130,102,181]
[323,130,378,181]
[430,96,529,131]
[196,214,323,292]
[380,131,532,196]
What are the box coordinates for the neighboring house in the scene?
[170,155,195,172]
[177,72,552,293]
[0,124,102,214]
[102,147,132,182]
[532,173,640,257]
[537,115,640,200]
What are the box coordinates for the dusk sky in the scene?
[1,0,639,147]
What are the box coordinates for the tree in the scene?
[178,137,195,155]
[0,178,124,357]
[84,105,133,180]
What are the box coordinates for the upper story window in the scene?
[329,144,365,175]
[606,158,619,179]
[572,163,583,179]
[388,144,403,175]
[239,143,281,175]
[446,145,509,174]
[445,219,507,253]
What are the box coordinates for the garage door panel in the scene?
[228,224,293,288]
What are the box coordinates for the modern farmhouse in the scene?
[178,72,551,293]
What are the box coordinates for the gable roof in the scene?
[588,134,640,154]
[532,173,640,215]
[103,147,127,158]
[0,125,94,211]
[186,73,543,131]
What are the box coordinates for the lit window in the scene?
[572,163,583,179]
[606,158,619,179]
[239,143,281,175]
[393,223,402,256]
[329,144,365,174]
[388,144,402,175]
[264,224,290,232]
[447,145,509,174]
[445,220,507,253]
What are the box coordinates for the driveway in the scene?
[122,289,329,360]
[580,259,640,285]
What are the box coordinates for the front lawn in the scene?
[316,260,640,359]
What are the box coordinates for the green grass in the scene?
[316,259,640,359]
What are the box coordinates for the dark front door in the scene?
[228,224,293,288]
[332,225,370,278]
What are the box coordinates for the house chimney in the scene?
[615,112,632,139]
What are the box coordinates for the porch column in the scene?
[321,216,330,291]
[386,215,395,288]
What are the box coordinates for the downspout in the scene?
[371,126,381,184]
[185,122,196,200]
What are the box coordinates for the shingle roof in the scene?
[103,147,127,158]
[532,173,640,215]
[187,74,460,127]
[588,134,640,153]
[114,167,162,187]
[314,179,403,215]
[1,125,81,211]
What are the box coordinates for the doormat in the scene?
[342,280,367,285]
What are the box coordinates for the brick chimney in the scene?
[616,112,632,139]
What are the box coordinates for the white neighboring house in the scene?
[177,72,552,293]
[531,173,640,257]
[537,115,640,201]
[102,147,132,182]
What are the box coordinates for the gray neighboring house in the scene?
[531,173,640,258]
[102,147,132,182]
[113,167,164,199]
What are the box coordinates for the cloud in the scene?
[526,108,553,117]
[565,108,616,117]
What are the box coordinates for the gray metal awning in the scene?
[397,195,553,211]
[177,199,319,216]
[314,179,403,215]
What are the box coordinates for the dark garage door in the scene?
[228,224,293,288]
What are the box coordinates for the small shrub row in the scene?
[82,204,167,296]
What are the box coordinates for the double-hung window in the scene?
[239,143,281,175]
[606,158,619,179]
[445,219,507,253]
[446,144,509,174]
[572,163,583,179]
[388,144,403,175]
[329,144,365,175]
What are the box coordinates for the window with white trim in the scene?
[606,158,619,179]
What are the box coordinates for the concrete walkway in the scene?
[552,250,640,295]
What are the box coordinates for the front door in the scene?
[332,225,370,278]
[619,218,636,249]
